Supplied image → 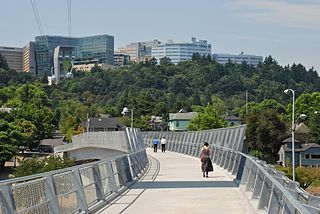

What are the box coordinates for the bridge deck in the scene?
[97,148,256,214]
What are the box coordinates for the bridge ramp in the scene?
[98,148,256,214]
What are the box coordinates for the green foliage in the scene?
[276,165,320,189]
[245,109,287,163]
[0,143,17,167]
[14,155,75,177]
[188,104,226,131]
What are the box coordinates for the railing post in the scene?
[45,175,61,214]
[106,162,117,193]
[0,184,16,214]
[72,168,89,212]
[92,164,105,202]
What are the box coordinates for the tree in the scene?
[188,104,226,131]
[245,109,287,163]
[14,155,75,177]
[0,143,17,167]
[307,112,320,144]
[0,53,9,70]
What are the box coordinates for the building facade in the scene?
[151,37,211,64]
[35,34,114,76]
[212,52,263,66]
[0,46,23,72]
[22,42,37,75]
[278,143,320,167]
[117,40,160,63]
[114,53,130,66]
[168,112,198,131]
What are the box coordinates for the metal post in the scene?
[285,88,295,182]
[291,90,295,182]
[131,109,133,129]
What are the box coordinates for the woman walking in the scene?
[199,142,213,178]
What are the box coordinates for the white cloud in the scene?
[229,0,320,29]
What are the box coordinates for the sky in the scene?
[1,0,319,72]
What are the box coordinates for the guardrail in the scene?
[0,128,148,214]
[142,129,320,214]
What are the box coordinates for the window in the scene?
[311,154,320,159]
[305,154,310,159]
[176,121,179,127]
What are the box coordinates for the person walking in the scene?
[160,137,167,153]
[153,137,159,153]
[199,142,213,178]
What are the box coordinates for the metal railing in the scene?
[0,128,148,214]
[141,125,320,214]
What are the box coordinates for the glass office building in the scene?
[35,34,114,76]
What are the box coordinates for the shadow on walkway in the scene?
[131,180,238,189]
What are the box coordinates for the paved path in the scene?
[98,149,256,214]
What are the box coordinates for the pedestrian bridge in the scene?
[0,126,320,214]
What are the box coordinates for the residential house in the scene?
[168,112,198,131]
[278,138,320,167]
[224,115,242,127]
[81,117,122,132]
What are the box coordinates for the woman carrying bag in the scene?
[199,142,213,178]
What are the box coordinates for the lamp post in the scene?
[284,88,296,181]
[122,107,133,129]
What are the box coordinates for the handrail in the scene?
[0,128,148,214]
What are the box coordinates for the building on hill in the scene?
[168,112,198,131]
[151,37,211,64]
[22,42,37,75]
[117,40,160,63]
[0,46,23,72]
[114,53,131,66]
[35,34,114,77]
[212,52,263,67]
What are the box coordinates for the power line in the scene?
[67,0,72,37]
[30,0,44,35]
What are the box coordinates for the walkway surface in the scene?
[97,148,256,214]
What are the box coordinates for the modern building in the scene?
[168,112,198,131]
[22,42,37,75]
[117,40,160,63]
[35,34,114,76]
[114,53,130,66]
[212,52,263,66]
[0,46,23,71]
[151,37,211,64]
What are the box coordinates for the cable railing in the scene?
[0,128,148,214]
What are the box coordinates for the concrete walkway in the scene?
[98,149,256,214]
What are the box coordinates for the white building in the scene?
[151,37,211,64]
[212,52,263,67]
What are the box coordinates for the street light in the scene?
[284,88,296,181]
[121,107,133,129]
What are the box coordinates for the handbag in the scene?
[200,156,205,162]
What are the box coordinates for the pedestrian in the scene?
[199,142,213,178]
[153,137,159,153]
[160,137,166,153]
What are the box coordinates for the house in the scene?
[278,140,320,167]
[37,131,65,153]
[168,112,198,131]
[224,115,242,127]
[81,117,122,132]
